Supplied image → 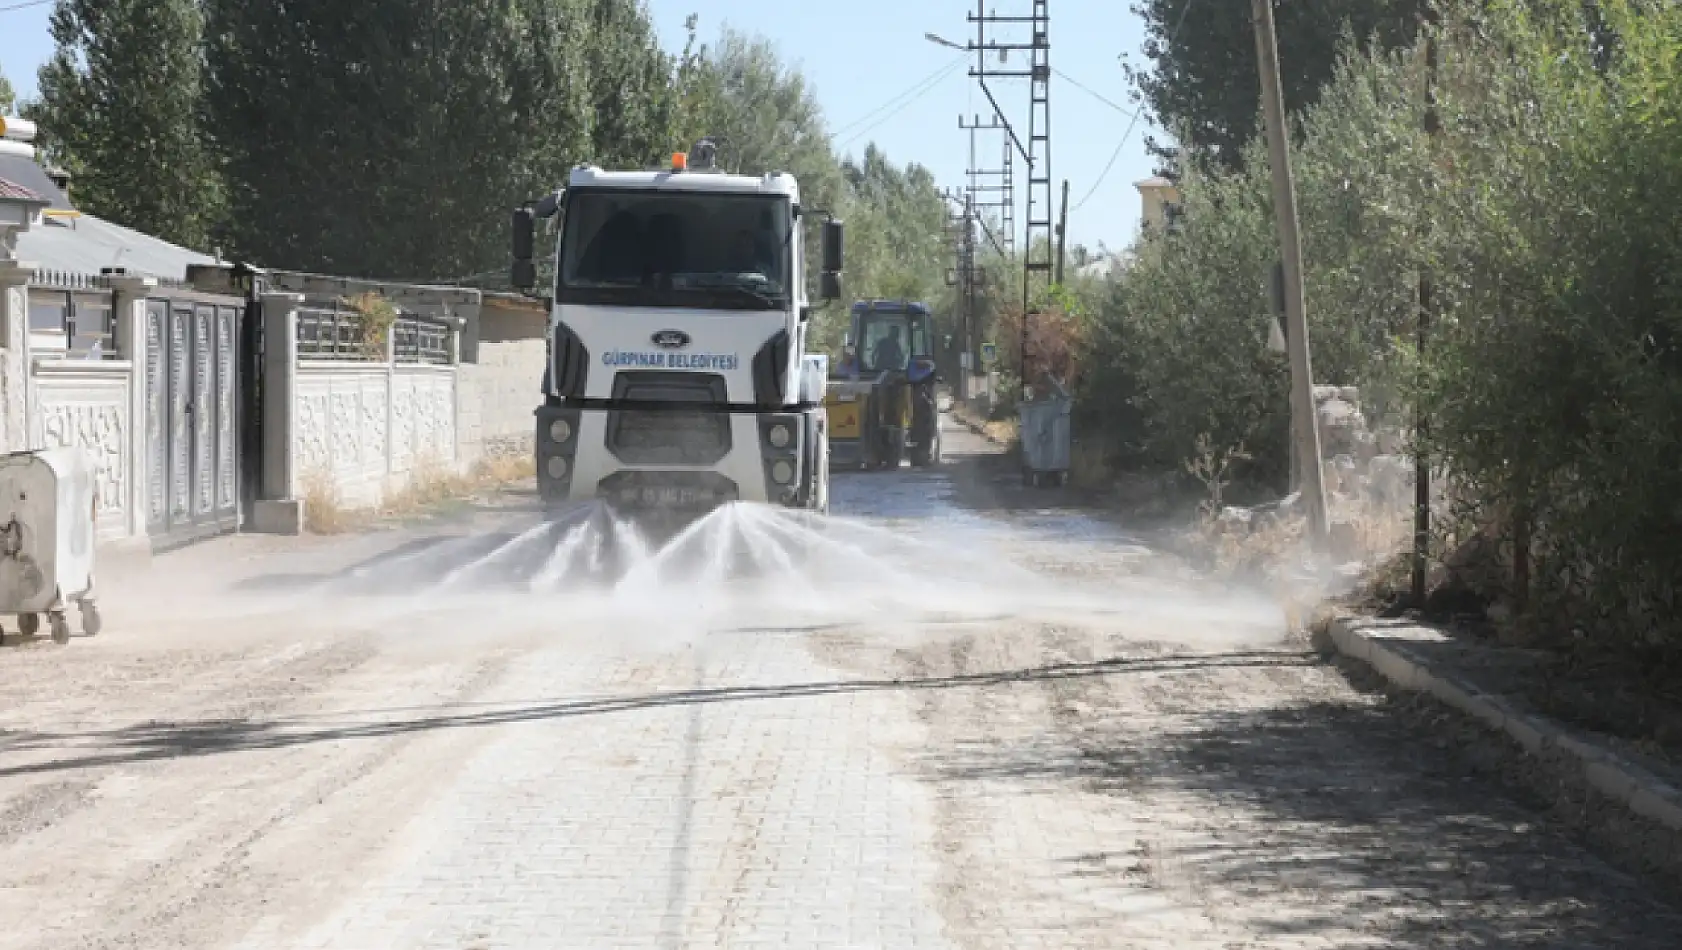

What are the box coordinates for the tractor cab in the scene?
[823,300,943,469]
[852,301,937,384]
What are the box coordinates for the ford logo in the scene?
[651,329,691,349]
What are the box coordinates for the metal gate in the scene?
[145,291,244,548]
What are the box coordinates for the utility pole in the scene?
[1251,0,1330,545]
[959,114,1015,255]
[942,187,982,402]
[1413,6,1440,602]
[966,0,1052,398]
[1054,179,1069,285]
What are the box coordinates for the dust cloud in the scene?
[96,502,1290,653]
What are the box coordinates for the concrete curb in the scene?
[1329,615,1682,834]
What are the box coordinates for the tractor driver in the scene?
[871,324,906,373]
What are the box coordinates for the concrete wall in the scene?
[32,358,132,541]
[294,361,458,508]
[0,266,155,550]
[0,262,30,455]
[280,293,543,513]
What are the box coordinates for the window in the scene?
[70,298,113,357]
[28,297,67,335]
[27,287,115,358]
[857,311,931,373]
[559,189,791,310]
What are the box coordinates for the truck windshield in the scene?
[559,190,791,309]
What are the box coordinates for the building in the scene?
[0,113,541,552]
[1134,175,1183,234]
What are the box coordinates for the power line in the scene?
[835,61,965,151]
[1052,67,1135,118]
[1071,0,1196,214]
[0,0,51,13]
[829,55,966,142]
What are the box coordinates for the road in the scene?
[2,415,1679,949]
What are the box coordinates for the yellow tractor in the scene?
[823,300,943,470]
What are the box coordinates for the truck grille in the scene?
[606,372,731,465]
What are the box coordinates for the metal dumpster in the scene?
[0,447,102,644]
[1017,376,1072,488]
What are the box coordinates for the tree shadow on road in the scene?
[924,692,1682,948]
[0,651,1314,776]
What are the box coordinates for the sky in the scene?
[0,0,1160,253]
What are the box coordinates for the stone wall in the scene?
[456,294,546,462]
[457,338,544,461]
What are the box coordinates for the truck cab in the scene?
[512,142,842,516]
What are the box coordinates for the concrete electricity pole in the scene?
[1251,0,1330,545]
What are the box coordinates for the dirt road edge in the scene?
[1325,614,1682,836]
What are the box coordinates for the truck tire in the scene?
[882,434,905,470]
[908,388,939,467]
[910,425,940,468]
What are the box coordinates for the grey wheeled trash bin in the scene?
[0,447,101,644]
[1017,376,1072,488]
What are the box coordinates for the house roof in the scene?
[0,143,216,280]
[0,152,72,211]
[17,212,217,282]
[0,176,47,205]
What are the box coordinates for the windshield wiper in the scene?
[702,284,781,308]
[684,273,784,307]
[566,276,643,288]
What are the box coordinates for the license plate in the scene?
[635,487,703,506]
[835,392,856,403]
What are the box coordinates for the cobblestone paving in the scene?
[279,633,953,950]
[3,419,1681,949]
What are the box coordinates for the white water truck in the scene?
[511,139,842,521]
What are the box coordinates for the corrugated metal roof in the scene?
[0,153,72,211]
[0,177,46,204]
[16,212,217,282]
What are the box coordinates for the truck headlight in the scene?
[548,419,573,444]
[768,423,792,449]
[546,456,569,479]
[770,460,795,484]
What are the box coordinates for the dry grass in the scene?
[302,468,355,535]
[951,403,1019,447]
[300,449,537,535]
[981,418,1019,445]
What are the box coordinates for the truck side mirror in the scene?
[820,219,844,300]
[822,219,844,273]
[512,206,537,292]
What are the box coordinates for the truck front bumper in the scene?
[535,404,822,513]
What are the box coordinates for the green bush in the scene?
[1088,0,1682,658]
